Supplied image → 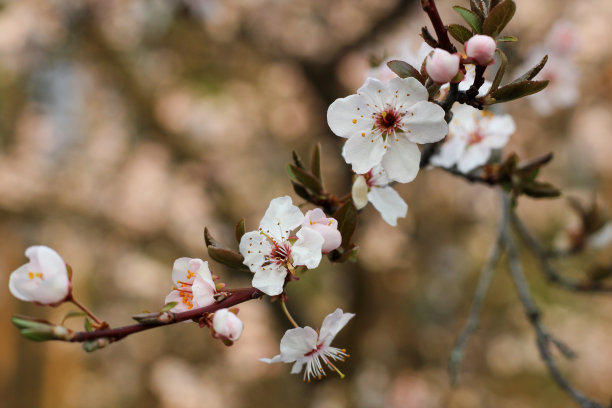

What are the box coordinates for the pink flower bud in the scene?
[213,308,244,341]
[425,49,460,84]
[465,35,497,65]
[301,208,342,253]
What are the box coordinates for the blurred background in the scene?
[1,0,612,407]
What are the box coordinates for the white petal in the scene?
[192,274,216,308]
[252,264,287,296]
[292,227,324,269]
[351,175,369,210]
[381,137,421,183]
[357,77,387,108]
[482,114,515,149]
[164,290,192,313]
[171,257,195,285]
[279,327,319,361]
[11,246,70,304]
[260,355,283,364]
[369,164,390,186]
[402,101,448,144]
[430,135,466,169]
[457,144,491,173]
[327,94,374,138]
[342,133,386,175]
[387,77,429,108]
[9,264,37,302]
[240,231,270,273]
[368,186,408,226]
[259,196,304,242]
[291,360,306,374]
[319,308,355,346]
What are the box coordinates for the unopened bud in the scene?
[351,175,369,210]
[213,308,243,343]
[465,35,497,65]
[82,337,110,352]
[425,49,460,84]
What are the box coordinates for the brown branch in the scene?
[70,287,262,343]
[421,0,455,52]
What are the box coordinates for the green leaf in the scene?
[61,311,86,325]
[453,6,483,33]
[447,24,474,44]
[387,60,425,84]
[161,302,178,313]
[498,35,518,42]
[288,164,323,194]
[207,246,249,271]
[470,0,486,19]
[291,182,312,201]
[514,55,548,82]
[292,150,305,169]
[487,80,548,104]
[84,318,93,332]
[333,200,358,249]
[482,0,516,38]
[489,48,507,93]
[12,315,53,330]
[234,219,246,244]
[20,328,57,342]
[521,180,561,199]
[311,143,322,183]
[203,227,220,248]
[421,26,438,48]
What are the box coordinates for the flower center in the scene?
[467,128,485,145]
[28,271,44,280]
[268,242,292,265]
[375,109,403,137]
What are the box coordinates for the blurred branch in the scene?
[503,194,606,408]
[512,214,612,293]
[449,195,505,384]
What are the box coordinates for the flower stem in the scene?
[280,300,299,328]
[70,296,103,326]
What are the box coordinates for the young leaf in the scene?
[204,227,220,248]
[387,60,425,83]
[84,318,93,332]
[513,55,548,82]
[292,150,305,169]
[487,80,548,104]
[235,218,246,244]
[288,164,323,194]
[61,311,86,325]
[470,0,486,19]
[161,302,178,313]
[292,182,312,201]
[447,24,474,44]
[333,200,358,249]
[311,143,322,183]
[207,247,249,271]
[489,48,507,93]
[498,36,518,42]
[482,0,516,38]
[421,26,438,48]
[521,180,561,198]
[453,6,483,33]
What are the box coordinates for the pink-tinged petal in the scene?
[368,186,408,226]
[252,264,287,296]
[259,196,304,241]
[213,308,244,341]
[279,327,319,361]
[327,94,374,138]
[352,175,369,210]
[457,144,491,173]
[171,257,195,285]
[342,133,386,175]
[387,77,429,108]
[402,101,448,144]
[381,138,421,183]
[164,290,192,313]
[301,209,342,254]
[357,77,388,108]
[319,309,355,346]
[192,274,216,308]
[240,231,270,273]
[292,228,324,269]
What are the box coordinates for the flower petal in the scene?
[357,77,387,108]
[402,101,448,144]
[164,290,192,313]
[260,355,283,364]
[430,135,466,169]
[259,196,304,242]
[9,264,37,302]
[252,264,287,296]
[457,144,491,173]
[240,231,270,273]
[319,308,355,346]
[387,77,429,109]
[279,326,319,362]
[171,257,195,285]
[342,132,386,175]
[351,175,369,210]
[368,186,409,226]
[381,137,420,183]
[327,94,374,138]
[292,227,324,269]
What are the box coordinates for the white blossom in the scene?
[352,164,408,226]
[239,196,324,296]
[9,246,70,305]
[213,308,244,342]
[328,77,447,183]
[165,258,216,312]
[260,308,354,382]
[301,209,342,254]
[431,104,515,173]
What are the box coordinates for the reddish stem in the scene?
[70,287,262,343]
[421,0,456,52]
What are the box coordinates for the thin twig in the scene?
[69,296,103,326]
[449,198,505,384]
[512,214,612,293]
[280,300,300,329]
[421,0,456,52]
[502,195,605,408]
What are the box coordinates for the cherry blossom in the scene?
[425,49,460,84]
[301,209,342,254]
[213,308,244,342]
[352,164,408,226]
[431,104,515,173]
[165,258,216,312]
[327,77,447,183]
[465,35,497,65]
[9,246,71,305]
[260,308,354,382]
[239,196,324,296]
